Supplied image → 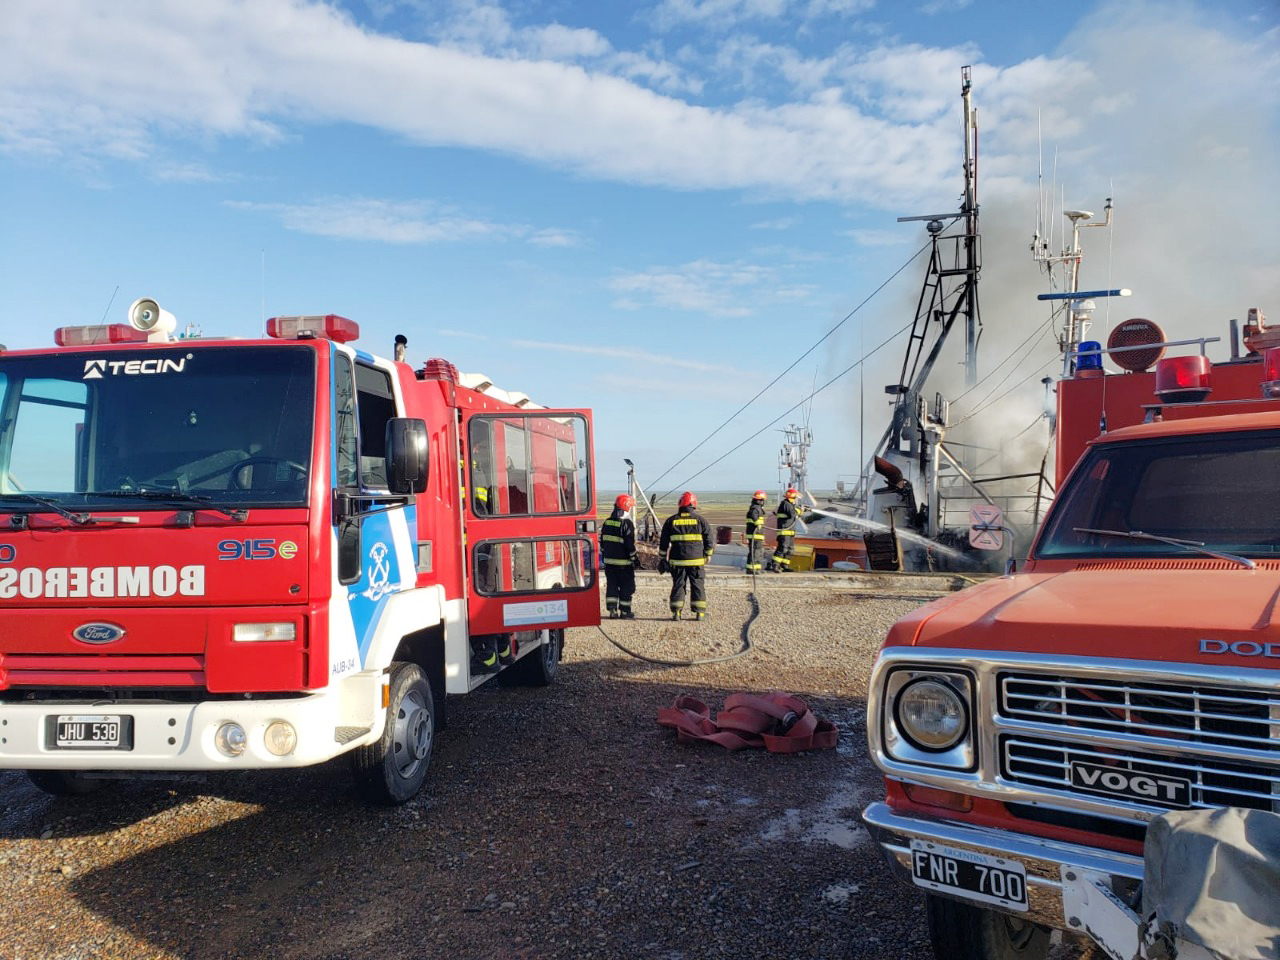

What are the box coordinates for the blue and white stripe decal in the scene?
[326,345,420,675]
[342,504,418,665]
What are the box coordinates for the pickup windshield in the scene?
[0,345,315,510]
[1037,429,1280,559]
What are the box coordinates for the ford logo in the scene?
[72,622,126,645]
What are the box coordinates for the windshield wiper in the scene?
[96,489,248,522]
[0,492,91,525]
[1073,527,1256,569]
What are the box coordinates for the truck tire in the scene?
[26,770,106,796]
[350,662,435,806]
[925,895,1051,960]
[498,628,562,687]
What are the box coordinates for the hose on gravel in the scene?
[596,570,761,667]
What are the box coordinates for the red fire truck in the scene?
[862,309,1280,958]
[0,300,599,805]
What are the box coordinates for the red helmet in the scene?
[679,491,698,509]
[785,488,798,499]
[615,493,635,511]
[752,490,766,500]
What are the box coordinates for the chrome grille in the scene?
[1002,735,1280,812]
[998,671,1280,813]
[999,673,1280,752]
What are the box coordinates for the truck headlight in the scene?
[882,669,975,770]
[215,722,247,757]
[896,679,967,750]
[264,721,297,757]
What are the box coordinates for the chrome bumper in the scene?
[861,801,1144,930]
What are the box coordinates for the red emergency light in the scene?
[1154,355,1212,403]
[54,324,152,347]
[1263,347,1280,399]
[266,314,359,343]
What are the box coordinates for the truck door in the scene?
[462,410,598,635]
[332,353,420,676]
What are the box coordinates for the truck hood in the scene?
[894,563,1280,669]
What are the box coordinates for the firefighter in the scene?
[600,493,638,618]
[659,491,714,620]
[767,487,801,572]
[745,490,767,574]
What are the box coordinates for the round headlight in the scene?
[895,679,967,751]
[264,721,297,757]
[215,722,247,757]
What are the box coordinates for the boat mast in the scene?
[961,66,979,387]
[1031,190,1117,376]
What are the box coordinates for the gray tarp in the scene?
[1142,808,1280,960]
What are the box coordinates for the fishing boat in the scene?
[802,66,1065,573]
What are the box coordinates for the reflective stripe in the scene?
[748,534,766,540]
[691,600,707,609]
[602,519,622,528]
[670,533,704,541]
[671,518,699,526]
[670,558,707,566]
[604,558,633,566]
[601,534,625,542]
[776,529,795,536]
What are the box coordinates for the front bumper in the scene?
[861,801,1143,930]
[0,672,384,771]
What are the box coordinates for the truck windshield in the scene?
[1037,430,1280,560]
[0,346,315,509]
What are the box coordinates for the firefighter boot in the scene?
[471,638,500,675]
[496,635,514,665]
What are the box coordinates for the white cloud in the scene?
[652,0,872,31]
[224,196,565,245]
[0,0,1275,235]
[610,259,809,316]
[653,0,791,31]
[0,0,975,209]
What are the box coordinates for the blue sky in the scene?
[2,0,1277,497]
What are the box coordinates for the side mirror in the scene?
[385,418,429,494]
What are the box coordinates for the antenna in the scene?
[98,285,119,327]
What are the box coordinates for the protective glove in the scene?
[657,558,669,575]
[631,556,640,570]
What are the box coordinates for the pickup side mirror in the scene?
[385,418,429,494]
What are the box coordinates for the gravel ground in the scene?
[0,572,1097,960]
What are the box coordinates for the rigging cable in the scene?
[949,322,1060,425]
[662,316,918,494]
[649,240,933,500]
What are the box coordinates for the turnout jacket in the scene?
[660,507,714,566]
[775,497,800,535]
[600,508,637,566]
[745,500,767,540]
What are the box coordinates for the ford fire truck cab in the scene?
[862,313,1280,959]
[0,300,599,805]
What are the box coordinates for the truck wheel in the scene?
[498,628,562,687]
[26,770,106,797]
[350,663,435,806]
[925,895,1051,960]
